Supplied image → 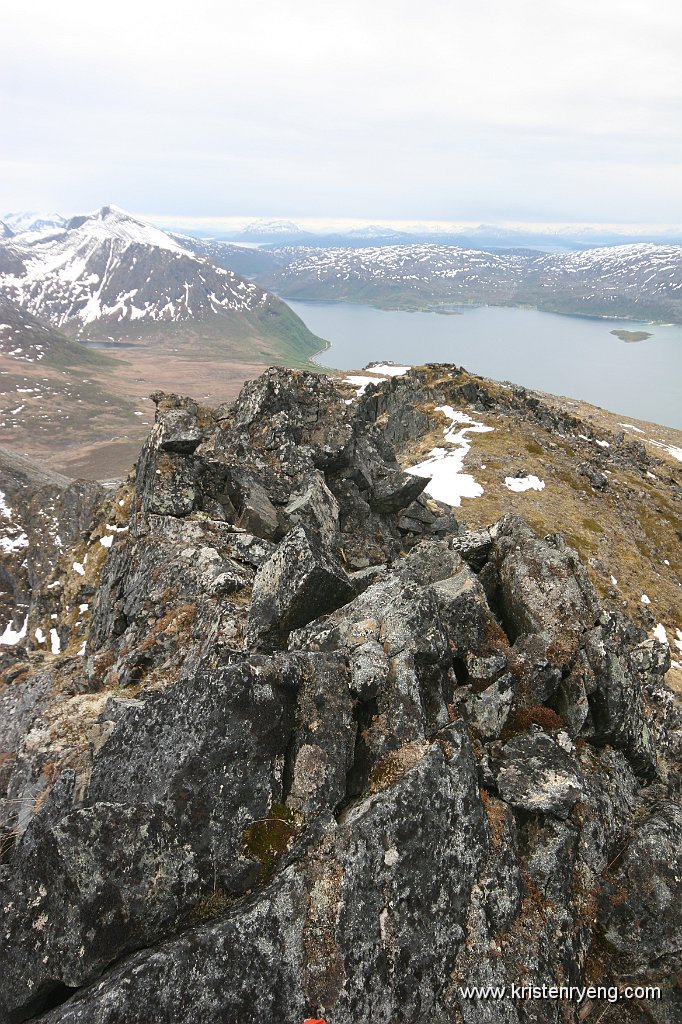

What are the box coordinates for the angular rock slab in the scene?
[0,656,300,1019]
[284,470,340,551]
[599,801,682,961]
[247,526,354,650]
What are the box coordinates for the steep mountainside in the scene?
[0,365,680,1023]
[0,297,115,367]
[252,242,682,320]
[0,206,323,367]
[172,232,282,280]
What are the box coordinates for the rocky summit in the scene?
[0,365,680,1024]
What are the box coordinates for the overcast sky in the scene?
[2,0,681,227]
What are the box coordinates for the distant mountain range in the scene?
[0,211,66,235]
[174,217,682,252]
[243,241,682,322]
[2,205,681,353]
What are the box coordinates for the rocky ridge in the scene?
[0,365,680,1023]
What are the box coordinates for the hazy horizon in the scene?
[4,206,682,243]
[2,1,681,227]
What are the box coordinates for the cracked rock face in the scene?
[0,366,680,1024]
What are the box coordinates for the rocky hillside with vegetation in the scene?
[0,365,680,1023]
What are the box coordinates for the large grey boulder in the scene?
[600,801,682,962]
[247,526,354,650]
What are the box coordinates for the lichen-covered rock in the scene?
[490,515,602,657]
[490,729,585,819]
[599,801,682,961]
[35,724,488,1024]
[247,526,354,650]
[368,467,427,513]
[149,393,203,454]
[283,470,340,550]
[458,672,514,739]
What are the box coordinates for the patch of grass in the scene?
[582,517,603,535]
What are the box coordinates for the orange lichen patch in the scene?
[479,787,507,850]
[368,739,429,794]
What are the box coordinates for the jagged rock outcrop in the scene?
[0,366,680,1024]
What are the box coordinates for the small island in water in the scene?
[610,328,653,343]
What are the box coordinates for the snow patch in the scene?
[0,530,28,554]
[648,440,682,463]
[366,363,411,377]
[653,623,668,645]
[405,405,492,507]
[0,614,28,646]
[343,374,388,398]
[504,475,545,493]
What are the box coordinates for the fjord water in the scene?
[287,300,682,430]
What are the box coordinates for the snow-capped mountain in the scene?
[256,241,682,320]
[346,225,411,241]
[2,211,66,236]
[0,205,277,333]
[0,222,13,239]
[242,219,302,236]
[528,243,682,298]
[257,244,529,306]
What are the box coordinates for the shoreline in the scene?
[280,293,680,328]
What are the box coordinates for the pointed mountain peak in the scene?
[63,205,188,254]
